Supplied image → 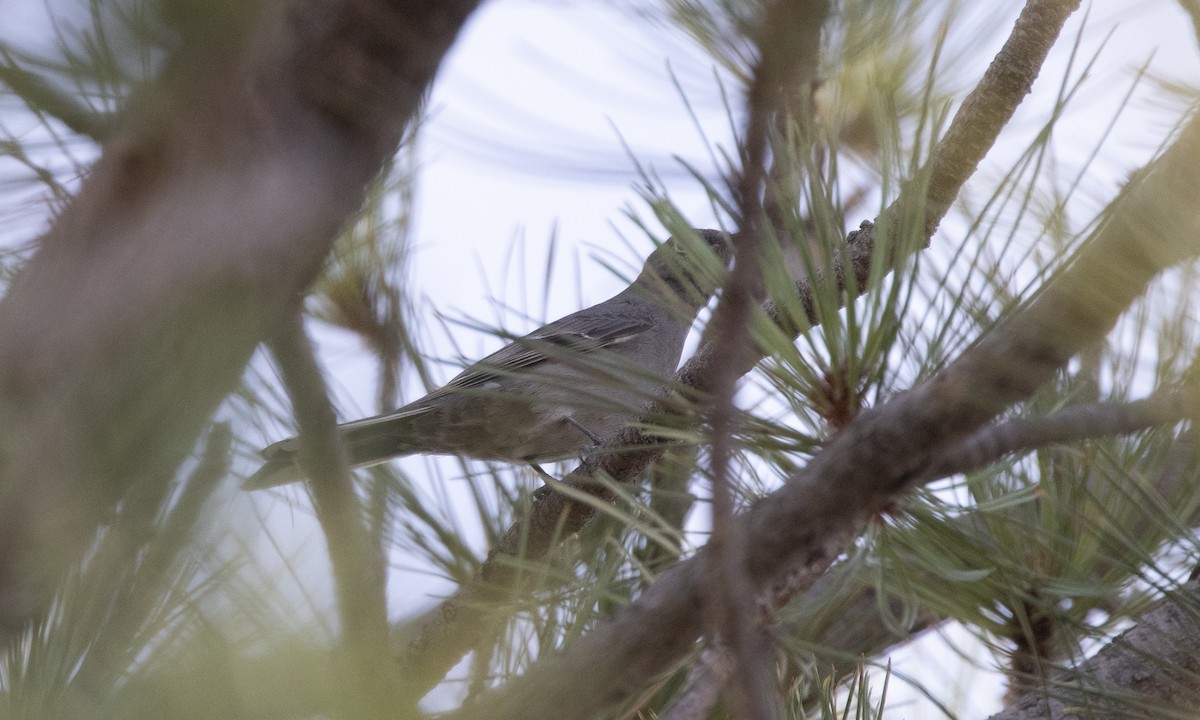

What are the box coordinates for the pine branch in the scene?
[268,313,393,718]
[203,392,1199,719]
[923,390,1198,481]
[393,0,1083,699]
[701,3,828,718]
[665,388,1200,719]
[444,43,1200,720]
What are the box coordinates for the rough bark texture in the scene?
[0,0,482,644]
[988,573,1200,720]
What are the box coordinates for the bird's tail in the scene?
[242,408,431,490]
[242,453,307,490]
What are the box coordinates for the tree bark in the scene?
[0,0,481,644]
[988,573,1200,720]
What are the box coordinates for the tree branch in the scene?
[394,0,1083,698]
[701,3,828,718]
[988,572,1200,720]
[270,390,1199,720]
[446,47,1200,720]
[0,0,481,643]
[923,390,1198,481]
[665,390,1200,720]
[659,387,1199,719]
[267,313,392,717]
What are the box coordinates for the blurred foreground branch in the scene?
[0,0,481,644]
[700,3,828,718]
[268,314,392,718]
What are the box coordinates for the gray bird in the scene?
[244,229,731,489]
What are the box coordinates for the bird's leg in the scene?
[564,416,611,467]
[527,420,605,497]
[566,416,603,445]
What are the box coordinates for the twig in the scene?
[703,3,829,719]
[922,391,1197,481]
[394,0,1082,698]
[268,313,393,718]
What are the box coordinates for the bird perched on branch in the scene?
[244,229,731,489]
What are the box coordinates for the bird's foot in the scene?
[565,417,607,463]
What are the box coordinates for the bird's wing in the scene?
[434,302,654,394]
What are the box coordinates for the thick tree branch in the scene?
[395,0,1082,698]
[988,572,1200,720]
[0,0,481,643]
[666,391,1200,720]
[446,67,1200,720]
[660,389,1198,719]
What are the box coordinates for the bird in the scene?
[244,229,731,489]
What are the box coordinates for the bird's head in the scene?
[636,228,733,310]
